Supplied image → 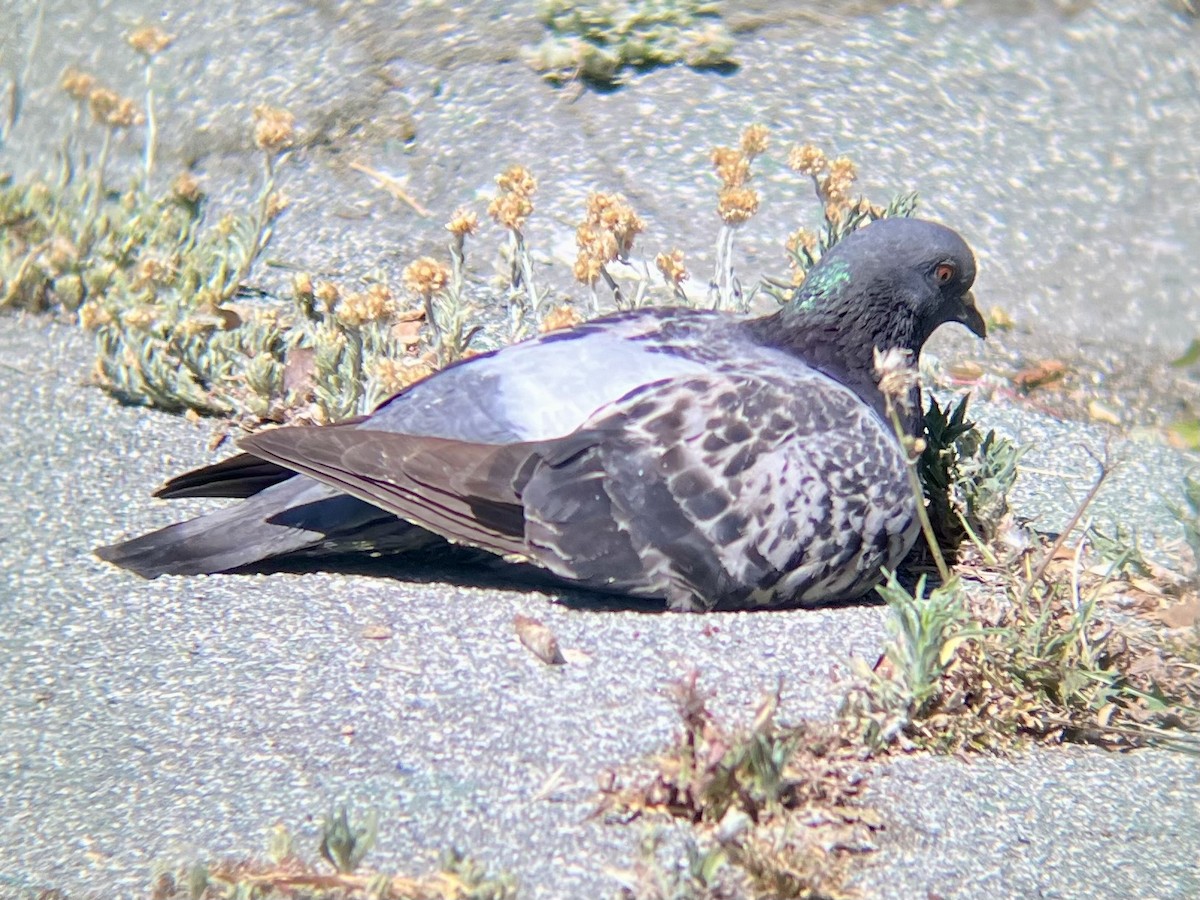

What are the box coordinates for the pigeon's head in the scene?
[794,217,985,352]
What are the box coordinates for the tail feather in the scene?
[95,478,427,578]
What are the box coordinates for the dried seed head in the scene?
[265,190,290,219]
[655,248,689,286]
[873,346,918,407]
[739,123,769,158]
[78,301,112,330]
[314,281,340,308]
[583,191,644,259]
[171,171,203,204]
[821,156,858,207]
[87,87,120,124]
[122,305,160,330]
[487,191,534,231]
[127,25,174,57]
[717,185,759,226]
[494,165,537,198]
[785,228,818,264]
[252,104,296,153]
[60,67,96,101]
[293,272,314,298]
[710,146,750,188]
[372,357,433,394]
[87,91,142,129]
[541,305,584,333]
[134,256,172,288]
[337,284,396,326]
[572,251,603,286]
[786,143,828,177]
[445,207,479,237]
[401,257,449,298]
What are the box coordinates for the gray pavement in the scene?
[2,1,1200,898]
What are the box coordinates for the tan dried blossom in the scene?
[821,156,858,206]
[710,146,750,188]
[314,280,340,309]
[487,191,534,231]
[739,124,769,158]
[402,257,449,298]
[583,192,644,258]
[60,68,96,101]
[873,346,918,408]
[717,185,760,226]
[541,305,584,333]
[445,207,479,237]
[655,248,689,286]
[171,171,203,204]
[495,165,537,198]
[127,25,174,57]
[134,256,172,287]
[216,213,237,238]
[576,222,619,264]
[785,228,818,261]
[372,358,434,394]
[824,203,844,226]
[572,252,603,286]
[252,104,296,153]
[87,87,120,124]
[108,96,143,128]
[293,272,315,298]
[77,301,112,331]
[122,305,160,330]
[265,191,291,220]
[337,284,396,326]
[787,143,828,177]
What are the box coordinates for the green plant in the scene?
[917,395,1023,559]
[529,0,735,87]
[1168,470,1200,581]
[151,814,517,900]
[599,674,878,899]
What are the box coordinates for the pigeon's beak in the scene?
[955,290,987,339]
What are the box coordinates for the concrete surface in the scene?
[2,1,1199,898]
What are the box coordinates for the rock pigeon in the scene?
[96,217,985,611]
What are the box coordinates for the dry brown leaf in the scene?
[1087,400,1121,426]
[392,319,423,347]
[514,614,566,665]
[360,624,393,640]
[947,360,984,382]
[1158,595,1200,629]
[283,346,317,401]
[1012,359,1068,392]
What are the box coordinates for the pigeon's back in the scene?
[365,310,723,444]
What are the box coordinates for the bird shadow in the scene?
[229,548,887,615]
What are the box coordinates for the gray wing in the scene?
[364,318,710,443]
[521,369,919,610]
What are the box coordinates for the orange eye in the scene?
[934,263,955,284]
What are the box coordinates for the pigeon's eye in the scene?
[934,263,956,285]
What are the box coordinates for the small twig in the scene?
[1019,452,1113,607]
[349,160,432,217]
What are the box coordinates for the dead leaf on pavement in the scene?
[361,624,393,640]
[1158,595,1200,629]
[514,614,566,665]
[1011,359,1068,392]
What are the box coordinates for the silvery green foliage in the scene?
[920,395,1024,553]
[531,0,734,86]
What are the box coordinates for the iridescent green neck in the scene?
[792,258,852,312]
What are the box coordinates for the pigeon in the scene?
[96,217,985,611]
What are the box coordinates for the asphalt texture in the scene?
[2,1,1200,898]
